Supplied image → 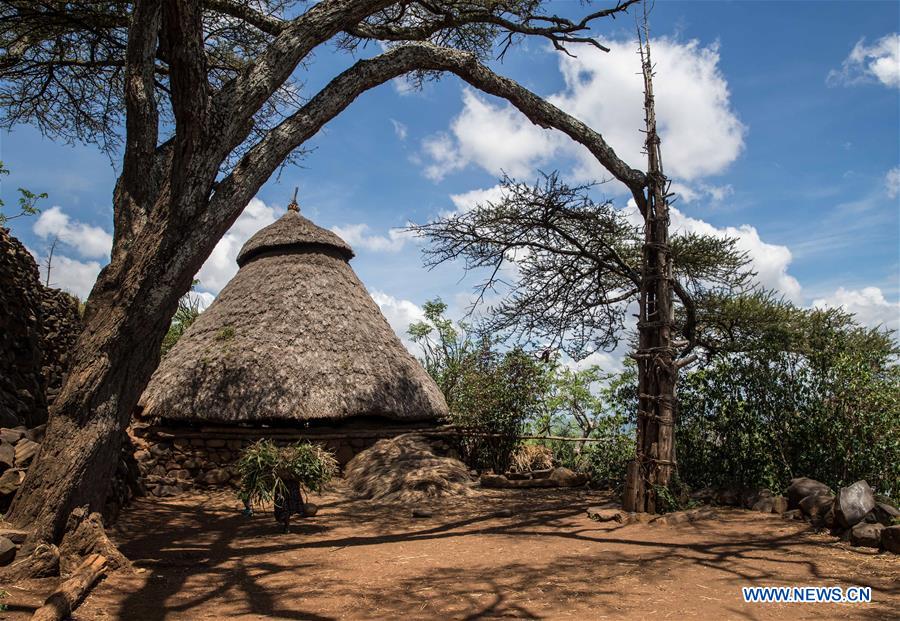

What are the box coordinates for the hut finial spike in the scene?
[288,187,300,213]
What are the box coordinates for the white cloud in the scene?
[370,290,425,353]
[421,132,470,181]
[33,206,112,259]
[26,245,103,300]
[624,201,802,302]
[448,184,508,213]
[886,166,900,198]
[813,287,899,332]
[192,290,216,311]
[827,34,900,88]
[670,182,734,205]
[421,37,744,185]
[330,223,415,253]
[195,197,277,294]
[390,119,408,140]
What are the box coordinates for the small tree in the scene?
[160,281,204,357]
[0,161,46,225]
[409,300,550,472]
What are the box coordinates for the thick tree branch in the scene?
[210,42,645,232]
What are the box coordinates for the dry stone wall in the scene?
[131,427,382,497]
[0,226,83,428]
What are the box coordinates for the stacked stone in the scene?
[132,435,246,497]
[38,287,82,408]
[0,227,84,428]
[0,424,44,513]
[0,227,48,428]
[781,477,900,553]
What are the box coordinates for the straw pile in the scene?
[343,434,474,503]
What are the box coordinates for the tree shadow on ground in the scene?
[89,489,898,621]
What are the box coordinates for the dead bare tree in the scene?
[2,0,658,573]
[42,236,58,287]
[623,9,674,512]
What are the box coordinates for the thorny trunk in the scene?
[6,0,652,567]
[7,186,199,548]
[623,24,676,514]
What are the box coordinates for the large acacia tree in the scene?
[1,0,661,569]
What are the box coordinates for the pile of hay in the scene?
[343,434,474,503]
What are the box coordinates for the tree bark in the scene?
[8,8,653,558]
[623,23,676,514]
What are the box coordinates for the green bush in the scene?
[451,345,549,472]
[237,440,337,508]
[410,300,550,473]
[676,308,899,498]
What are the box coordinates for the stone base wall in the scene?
[0,227,83,429]
[130,424,426,497]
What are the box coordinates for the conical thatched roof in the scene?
[138,205,448,425]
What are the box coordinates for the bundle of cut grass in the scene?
[344,434,474,503]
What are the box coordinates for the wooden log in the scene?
[145,428,621,443]
[31,553,107,621]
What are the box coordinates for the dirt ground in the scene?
[3,486,897,620]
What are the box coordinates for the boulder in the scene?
[751,497,775,513]
[0,442,14,469]
[849,522,884,549]
[0,468,24,495]
[868,502,900,527]
[0,528,28,545]
[881,525,900,554]
[203,468,231,485]
[14,438,40,467]
[786,478,832,510]
[149,443,171,457]
[549,467,588,487]
[689,487,716,503]
[0,428,24,444]
[133,449,152,462]
[771,495,789,514]
[0,536,16,565]
[714,487,741,507]
[782,509,803,520]
[587,508,630,523]
[480,474,509,488]
[24,424,46,443]
[744,489,773,510]
[833,480,876,529]
[799,493,834,522]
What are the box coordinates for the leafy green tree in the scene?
[160,281,204,357]
[0,161,46,225]
[676,301,899,497]
[409,299,550,472]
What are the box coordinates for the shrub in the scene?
[676,308,899,498]
[237,440,337,508]
[410,300,550,473]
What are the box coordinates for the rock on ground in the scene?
[881,525,900,554]
[833,480,876,529]
[798,493,834,522]
[850,522,884,549]
[786,478,832,510]
[0,535,16,565]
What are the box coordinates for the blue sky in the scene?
[1,1,898,364]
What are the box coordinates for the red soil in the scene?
[3,486,897,620]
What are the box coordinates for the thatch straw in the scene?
[343,434,474,503]
[138,211,448,425]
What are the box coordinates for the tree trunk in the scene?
[6,203,190,549]
[623,25,676,514]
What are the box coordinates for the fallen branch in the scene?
[31,553,107,621]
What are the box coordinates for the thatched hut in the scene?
[131,198,448,493]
